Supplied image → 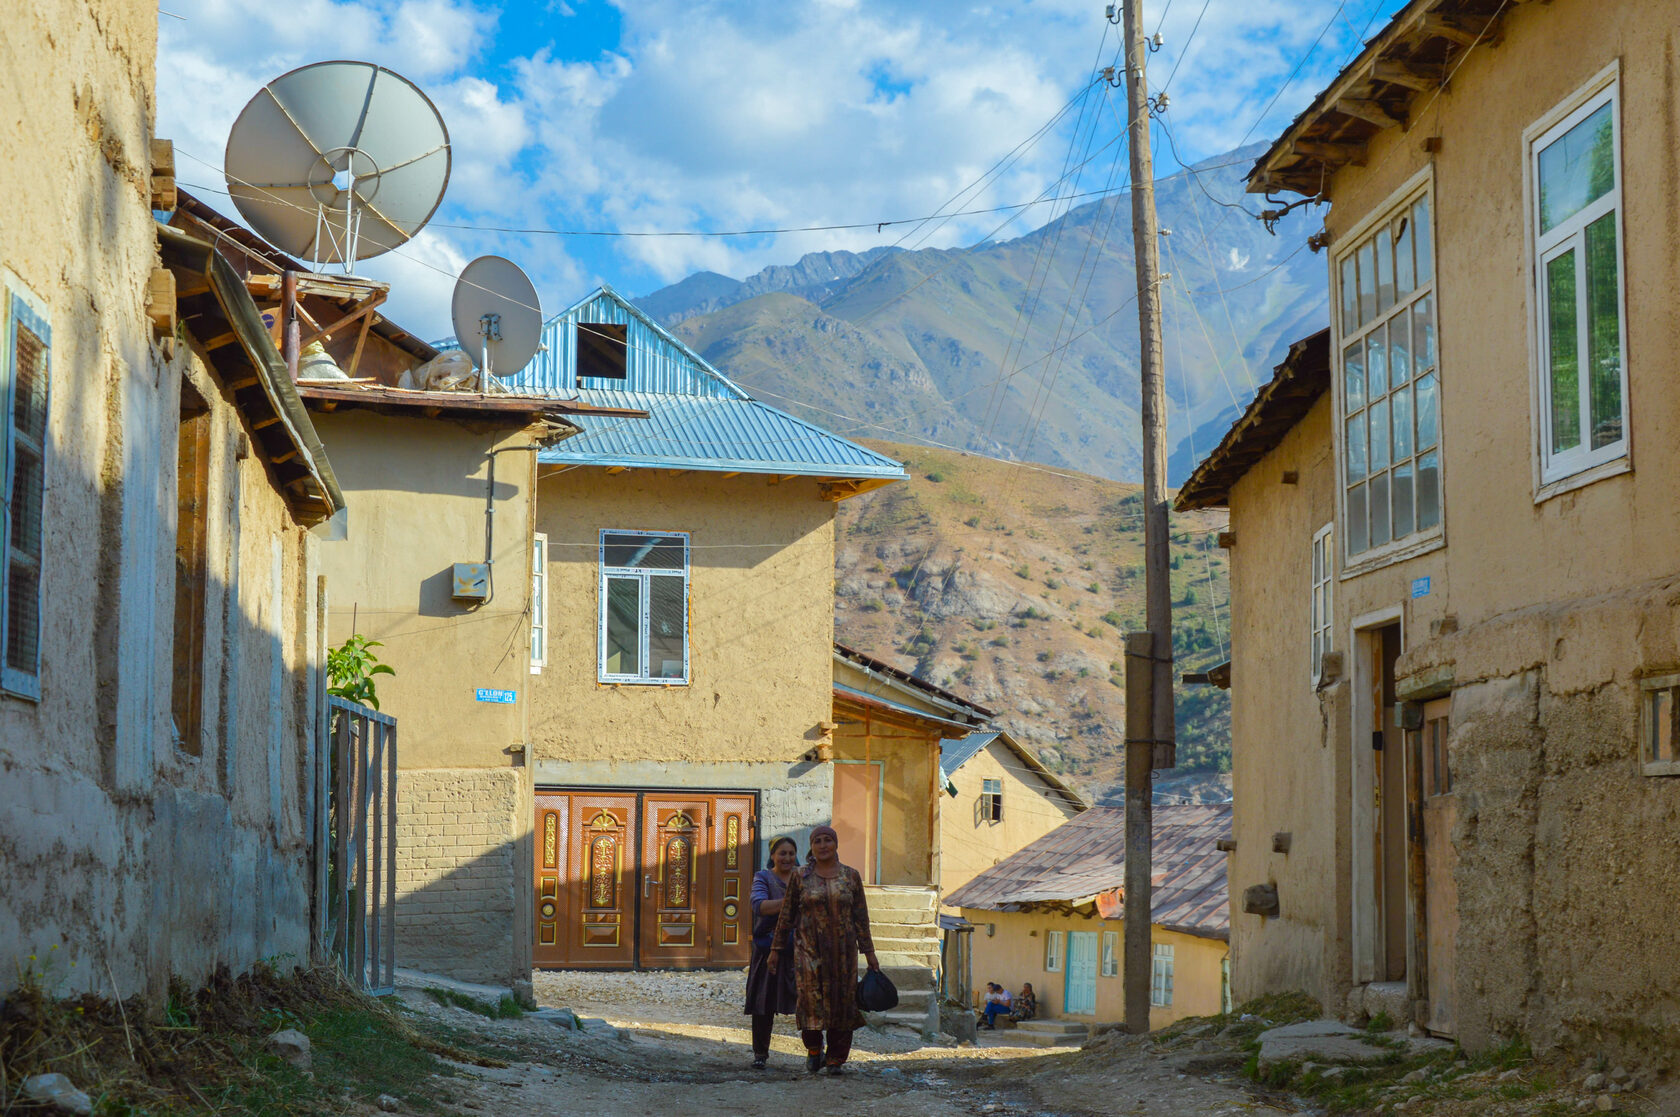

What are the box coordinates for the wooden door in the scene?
[709,795,755,964]
[562,793,637,968]
[533,794,571,965]
[832,761,881,884]
[640,797,711,967]
[1064,931,1098,1015]
[1420,699,1458,1036]
[1373,624,1407,982]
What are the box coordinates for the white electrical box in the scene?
[452,562,490,600]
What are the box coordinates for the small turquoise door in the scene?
[1065,931,1098,1015]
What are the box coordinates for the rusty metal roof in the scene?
[1174,329,1329,512]
[944,803,1232,941]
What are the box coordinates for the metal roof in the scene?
[938,729,1088,811]
[506,286,907,482]
[943,803,1232,941]
[939,731,1001,781]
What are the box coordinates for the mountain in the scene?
[834,439,1232,802]
[638,145,1329,485]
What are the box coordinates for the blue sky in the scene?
[159,0,1411,338]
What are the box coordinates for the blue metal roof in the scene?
[939,731,1002,784]
[506,286,905,480]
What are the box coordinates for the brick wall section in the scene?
[394,768,522,984]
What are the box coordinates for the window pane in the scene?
[604,576,641,676]
[1389,314,1411,389]
[1650,688,1677,764]
[1395,214,1415,297]
[1545,249,1581,454]
[6,564,40,673]
[648,575,687,679]
[1344,340,1366,412]
[1416,373,1439,450]
[1392,385,1413,460]
[1346,414,1367,482]
[1357,241,1377,325]
[1369,399,1390,472]
[14,325,48,443]
[1340,255,1358,335]
[1417,450,1441,530]
[1367,330,1387,402]
[1585,212,1622,451]
[603,533,686,570]
[1392,461,1415,539]
[1538,101,1615,234]
[9,448,43,559]
[1413,198,1433,284]
[1411,296,1436,371]
[1375,228,1395,315]
[1370,471,1391,548]
[1347,483,1369,555]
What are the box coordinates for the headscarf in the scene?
[809,824,839,844]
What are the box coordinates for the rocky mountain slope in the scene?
[642,145,1328,486]
[833,440,1232,804]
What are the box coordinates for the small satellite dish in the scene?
[451,256,541,378]
[225,60,451,270]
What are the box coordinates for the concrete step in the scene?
[863,888,939,913]
[878,1006,935,1030]
[876,955,939,973]
[869,909,943,927]
[871,933,940,952]
[1013,1020,1090,1047]
[880,965,936,992]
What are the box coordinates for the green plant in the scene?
[925,471,946,483]
[327,634,395,711]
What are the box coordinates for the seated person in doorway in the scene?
[980,982,1013,1029]
[1009,982,1037,1022]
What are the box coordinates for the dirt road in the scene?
[388,970,1288,1116]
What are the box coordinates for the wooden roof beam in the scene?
[1371,59,1442,92]
[1336,97,1404,129]
[1419,12,1486,48]
[1294,140,1368,166]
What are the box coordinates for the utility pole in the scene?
[1118,0,1175,1036]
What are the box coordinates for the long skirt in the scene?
[743,941,797,1016]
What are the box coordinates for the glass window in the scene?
[530,534,548,673]
[1101,931,1119,978]
[1311,525,1334,684]
[2,291,50,700]
[599,531,689,684]
[1334,193,1440,561]
[1150,943,1175,1007]
[1642,675,1680,776]
[1533,81,1625,483]
[1046,930,1064,973]
[981,777,1003,822]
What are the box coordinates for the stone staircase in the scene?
[1013,1020,1090,1047]
[864,886,940,1032]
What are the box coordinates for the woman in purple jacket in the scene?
[742,836,800,1068]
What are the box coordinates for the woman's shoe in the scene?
[751,1055,767,1070]
[823,1062,847,1076]
[806,1048,824,1073]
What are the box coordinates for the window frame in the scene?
[530,532,548,674]
[1,285,51,701]
[1330,167,1446,575]
[1311,523,1334,685]
[1150,942,1175,1007]
[1045,929,1064,973]
[1640,672,1680,778]
[597,528,690,686]
[1524,64,1628,494]
[1100,930,1119,978]
[981,777,1003,823]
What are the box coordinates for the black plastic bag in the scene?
[857,968,899,1012]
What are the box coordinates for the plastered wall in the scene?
[963,909,1227,1029]
[0,0,323,998]
[938,741,1083,905]
[832,714,938,886]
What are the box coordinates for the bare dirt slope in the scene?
[834,439,1232,800]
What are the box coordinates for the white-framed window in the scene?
[530,533,548,674]
[1528,72,1626,486]
[1640,673,1680,778]
[1311,524,1334,683]
[598,530,689,684]
[981,777,1003,822]
[1,288,50,700]
[1045,929,1064,973]
[1150,942,1175,1007]
[1100,930,1119,978]
[1334,185,1440,562]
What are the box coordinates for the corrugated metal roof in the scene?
[939,732,1002,782]
[937,729,1089,810]
[508,286,906,480]
[944,804,1231,940]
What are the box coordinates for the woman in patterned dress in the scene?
[742,835,800,1069]
[767,824,879,1075]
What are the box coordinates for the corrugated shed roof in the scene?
[939,732,1000,781]
[944,803,1231,940]
[507,287,907,482]
[938,729,1088,810]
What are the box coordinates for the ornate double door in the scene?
[533,789,755,969]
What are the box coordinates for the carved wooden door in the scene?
[532,793,571,966]
[640,798,711,966]
[566,793,636,967]
[708,795,754,966]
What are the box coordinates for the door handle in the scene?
[644,874,660,898]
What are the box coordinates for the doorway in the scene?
[1352,620,1406,985]
[532,788,756,969]
[831,760,882,884]
[1416,697,1457,1035]
[1064,931,1098,1016]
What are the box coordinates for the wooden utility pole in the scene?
[1120,0,1175,1036]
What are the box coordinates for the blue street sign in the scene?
[475,688,517,704]
[1411,576,1431,599]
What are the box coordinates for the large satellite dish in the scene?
[225,60,451,269]
[451,256,542,378]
